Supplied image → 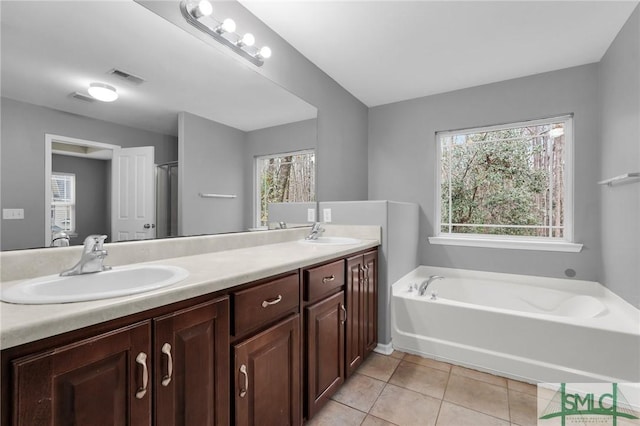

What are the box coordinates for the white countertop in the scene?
[0,238,378,350]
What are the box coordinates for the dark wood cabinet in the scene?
[11,322,152,425]
[305,291,345,419]
[154,297,229,426]
[234,314,301,426]
[346,250,378,378]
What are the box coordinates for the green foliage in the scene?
[441,125,564,237]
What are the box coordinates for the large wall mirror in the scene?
[0,1,318,251]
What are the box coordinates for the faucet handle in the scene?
[83,234,108,252]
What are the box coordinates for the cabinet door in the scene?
[11,322,151,426]
[154,297,230,426]
[363,251,378,356]
[345,255,363,378]
[305,291,345,419]
[234,314,301,426]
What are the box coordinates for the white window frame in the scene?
[429,115,582,252]
[254,149,316,228]
[51,172,76,234]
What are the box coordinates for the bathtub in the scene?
[392,266,640,383]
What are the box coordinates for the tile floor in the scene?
[307,351,539,426]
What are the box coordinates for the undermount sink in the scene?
[0,265,189,305]
[300,237,361,245]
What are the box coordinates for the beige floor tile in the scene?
[357,353,401,382]
[507,379,537,396]
[444,374,510,420]
[389,360,450,399]
[451,365,507,387]
[331,373,386,413]
[306,400,366,426]
[390,350,406,360]
[508,389,537,426]
[370,383,442,426]
[361,414,399,426]
[403,354,452,373]
[436,401,510,426]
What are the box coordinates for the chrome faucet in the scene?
[305,222,325,240]
[60,235,112,276]
[50,231,70,247]
[418,275,444,296]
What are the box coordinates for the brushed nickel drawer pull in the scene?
[239,364,248,398]
[161,343,173,387]
[261,294,282,308]
[341,304,347,324]
[135,352,149,399]
[322,275,336,283]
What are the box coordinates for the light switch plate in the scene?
[323,208,332,223]
[3,208,24,219]
[307,208,316,222]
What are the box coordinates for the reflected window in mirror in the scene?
[256,150,315,227]
[51,173,76,234]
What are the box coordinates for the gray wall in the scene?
[245,118,317,228]
[51,155,109,245]
[178,112,245,236]
[220,2,369,203]
[599,5,640,308]
[368,64,601,282]
[0,97,178,250]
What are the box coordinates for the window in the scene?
[51,173,75,233]
[431,115,581,252]
[256,150,315,227]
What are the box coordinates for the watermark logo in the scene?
[538,383,640,425]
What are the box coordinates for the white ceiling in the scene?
[1,1,317,136]
[241,1,639,107]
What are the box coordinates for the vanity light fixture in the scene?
[87,82,118,102]
[180,0,271,67]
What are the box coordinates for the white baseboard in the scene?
[373,342,394,355]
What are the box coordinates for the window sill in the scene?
[428,236,583,252]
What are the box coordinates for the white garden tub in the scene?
[391,266,640,383]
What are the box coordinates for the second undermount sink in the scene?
[300,237,361,245]
[0,265,189,305]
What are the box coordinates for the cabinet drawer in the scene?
[304,260,345,302]
[233,273,299,336]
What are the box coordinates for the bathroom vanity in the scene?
[0,229,379,425]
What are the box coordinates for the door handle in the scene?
[135,352,149,399]
[143,223,156,229]
[161,343,173,387]
[239,364,248,398]
[341,304,347,325]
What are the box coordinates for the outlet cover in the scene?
[307,208,316,222]
[323,208,332,223]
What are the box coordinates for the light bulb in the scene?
[88,83,118,102]
[217,18,236,33]
[258,46,272,59]
[241,33,255,47]
[192,0,212,18]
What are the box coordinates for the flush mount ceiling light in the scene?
[180,0,271,67]
[88,83,118,102]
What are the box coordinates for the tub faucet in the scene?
[305,222,325,240]
[418,275,444,296]
[60,235,112,276]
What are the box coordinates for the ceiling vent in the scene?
[109,68,145,85]
[70,92,96,102]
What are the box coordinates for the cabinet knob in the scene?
[322,275,336,283]
[161,343,173,387]
[135,352,149,399]
[239,364,249,398]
